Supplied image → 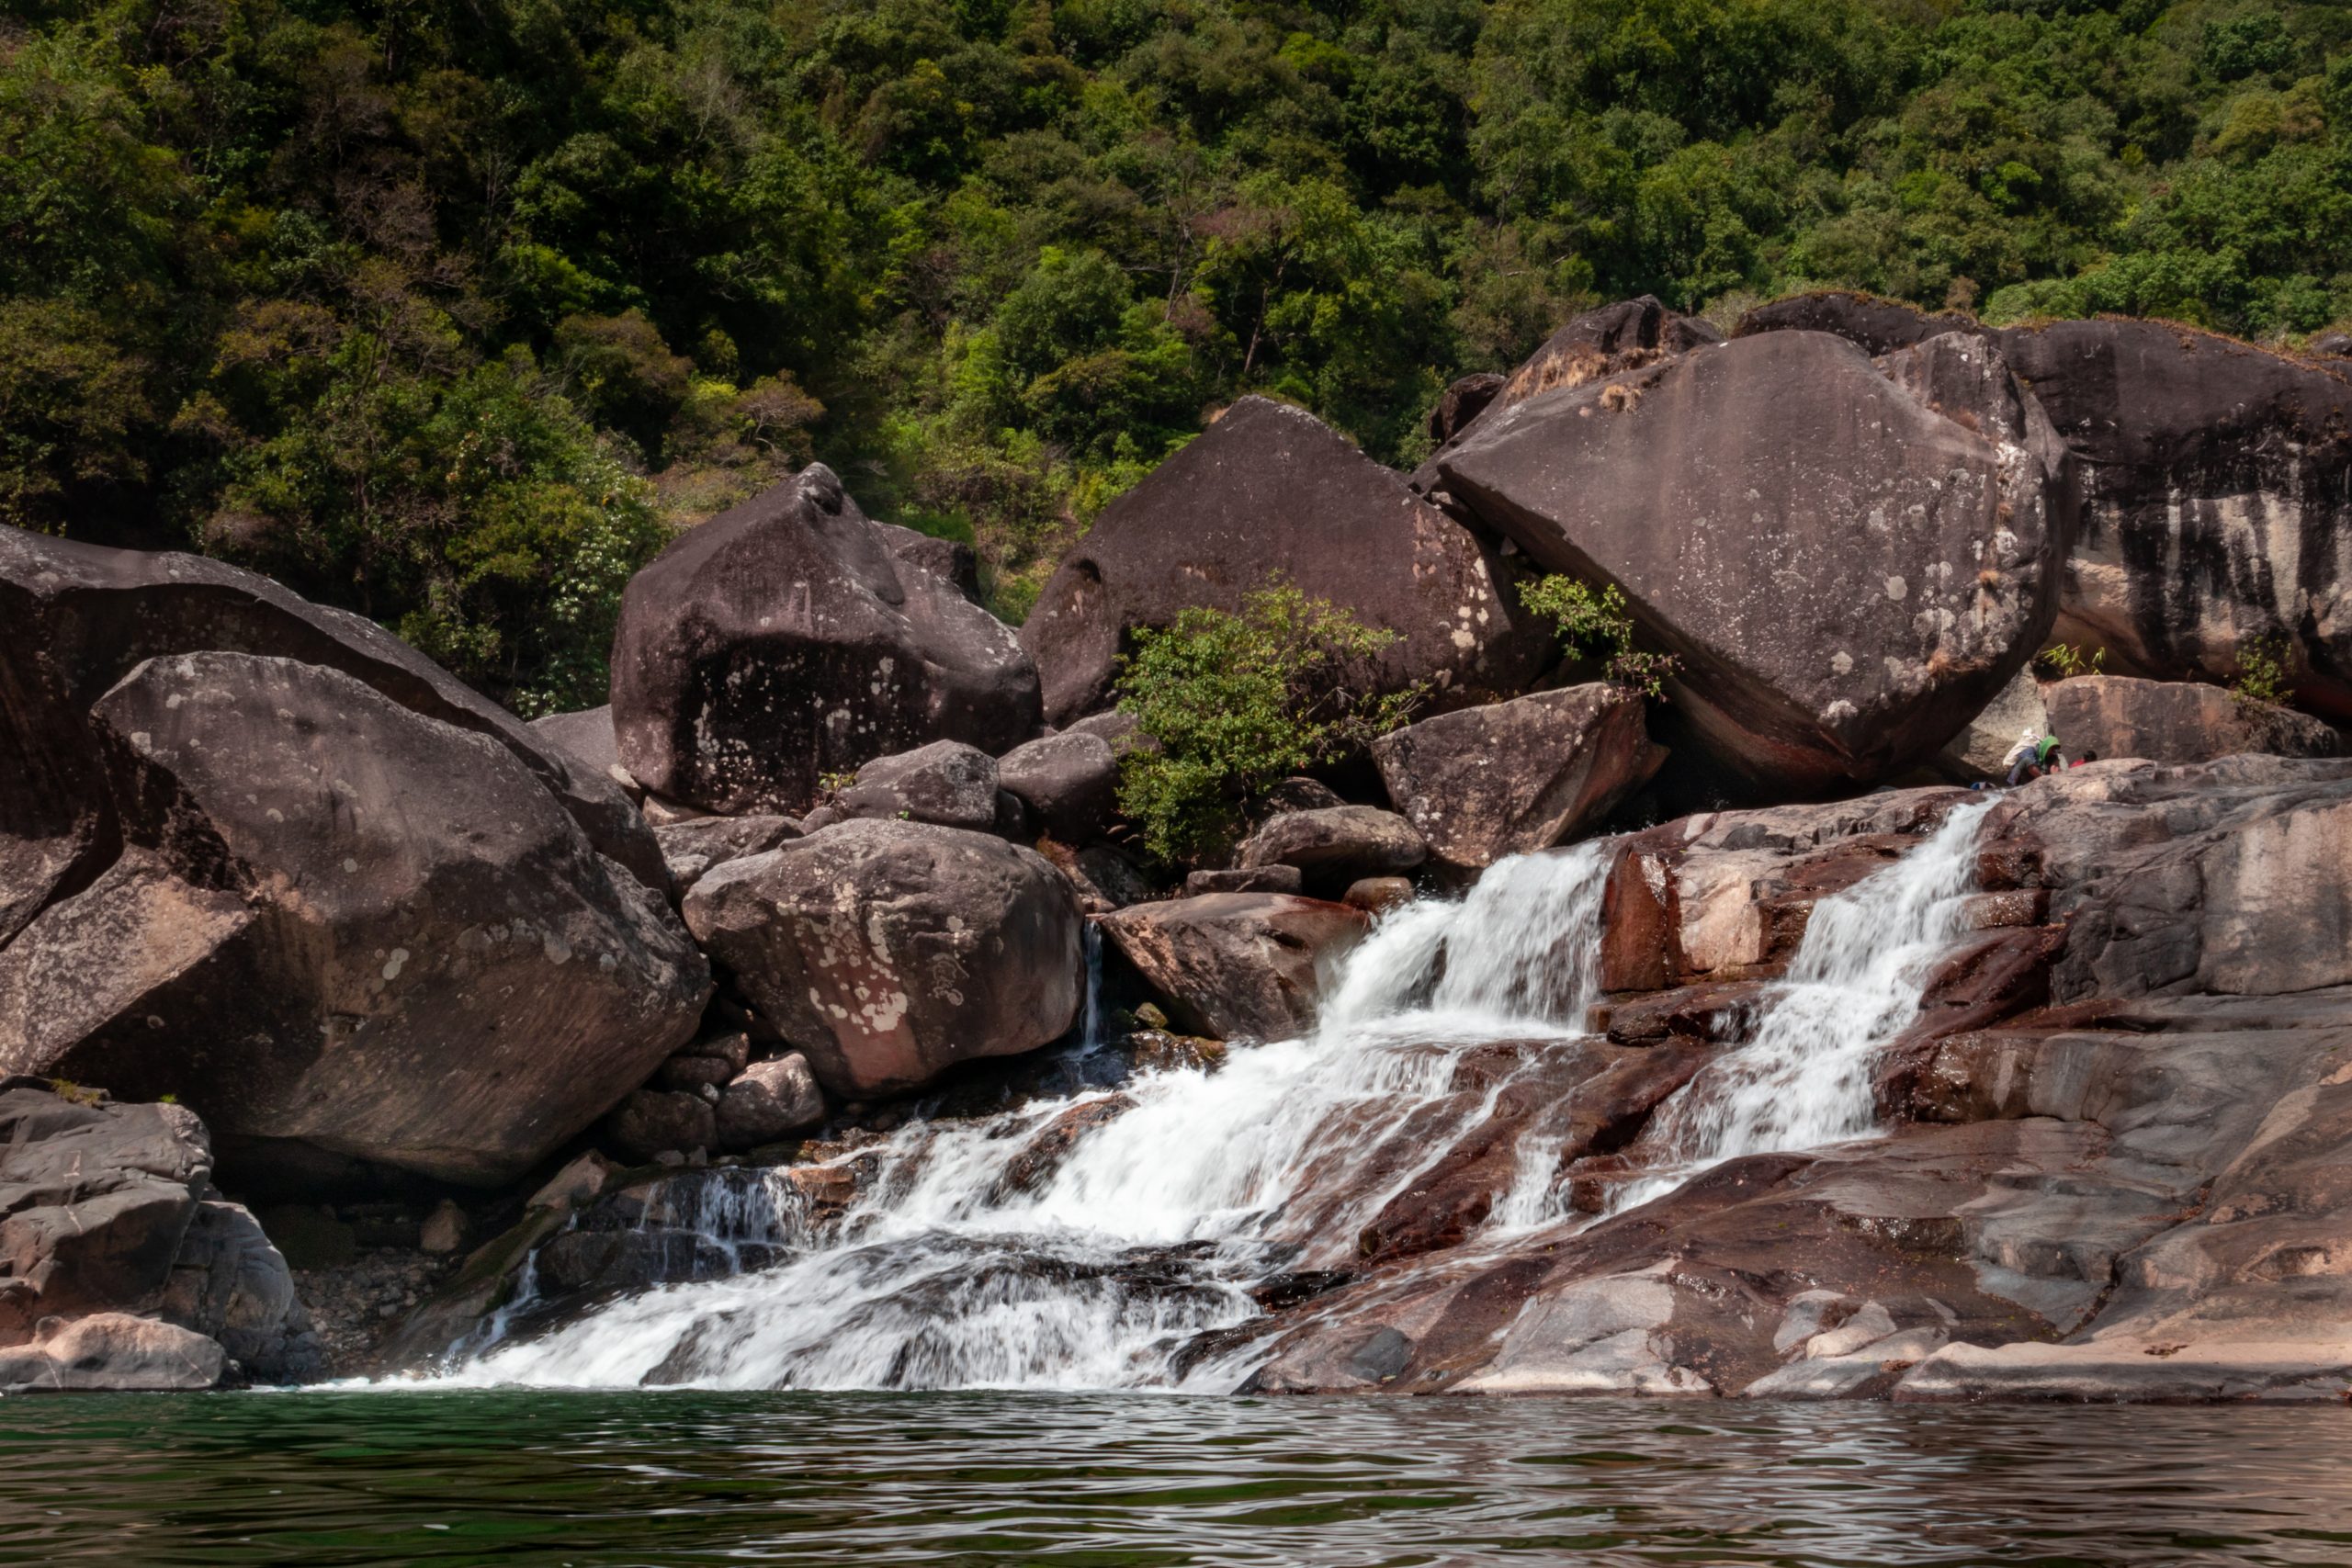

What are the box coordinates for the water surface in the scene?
[5,1390,2350,1566]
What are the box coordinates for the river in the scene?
[5,1390,2350,1565]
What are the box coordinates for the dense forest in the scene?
[5,0,2347,709]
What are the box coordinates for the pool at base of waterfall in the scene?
[4,1389,2349,1566]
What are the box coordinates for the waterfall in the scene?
[1609,797,1994,1211]
[416,843,1614,1393]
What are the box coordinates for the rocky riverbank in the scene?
[4,291,2348,1394]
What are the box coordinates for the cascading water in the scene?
[411,803,1988,1394]
[1609,797,1995,1212]
[417,844,1616,1393]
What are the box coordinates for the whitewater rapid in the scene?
[413,804,1991,1393]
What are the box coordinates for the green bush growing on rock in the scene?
[1114,586,1423,864]
[2231,636,2296,708]
[1521,575,1680,699]
[2034,642,2107,680]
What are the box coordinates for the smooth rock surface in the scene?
[2041,675,2339,765]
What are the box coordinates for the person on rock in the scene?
[2003,730,2065,787]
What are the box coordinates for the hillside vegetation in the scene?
[6,0,2347,706]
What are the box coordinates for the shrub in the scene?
[2034,642,2107,679]
[2230,636,2294,708]
[1114,585,1422,863]
[1519,575,1679,699]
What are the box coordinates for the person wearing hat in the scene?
[2003,729,2064,787]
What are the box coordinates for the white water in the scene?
[413,804,1987,1393]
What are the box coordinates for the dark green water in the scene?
[4,1391,2350,1567]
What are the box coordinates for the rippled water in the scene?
[5,1391,2351,1565]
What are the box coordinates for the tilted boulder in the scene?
[1019,396,1550,728]
[714,1055,826,1150]
[1372,685,1666,869]
[0,526,666,956]
[1992,320,2352,719]
[0,1079,318,1388]
[837,740,1002,831]
[997,731,1119,842]
[1434,330,2070,789]
[1236,805,1427,890]
[1097,893,1370,1042]
[2042,675,2340,766]
[612,465,1041,815]
[0,654,711,1186]
[683,820,1084,1097]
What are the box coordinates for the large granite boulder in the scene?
[837,740,1003,832]
[611,465,1041,815]
[0,1079,318,1388]
[0,526,665,957]
[1019,396,1551,728]
[1097,893,1370,1042]
[1236,806,1427,887]
[0,653,711,1185]
[1990,321,2352,720]
[1433,330,2071,789]
[2042,675,2340,765]
[651,814,801,893]
[1371,685,1666,869]
[997,732,1120,842]
[682,820,1084,1097]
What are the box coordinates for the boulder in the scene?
[714,1055,827,1150]
[0,526,667,953]
[1342,877,1415,914]
[1237,807,1427,887]
[1993,319,2352,719]
[651,814,802,893]
[1097,894,1370,1041]
[1184,865,1304,897]
[1019,396,1551,728]
[2042,674,2340,765]
[605,1089,718,1163]
[610,465,1040,815]
[1735,290,1984,356]
[0,1079,316,1386]
[837,740,1002,831]
[997,732,1119,841]
[527,705,628,787]
[876,522,982,604]
[1371,685,1666,869]
[1933,662,2051,783]
[1433,330,2070,789]
[1038,840,1159,913]
[1489,296,1722,411]
[0,653,711,1186]
[683,820,1084,1097]
[1427,373,1505,444]
[0,1312,227,1393]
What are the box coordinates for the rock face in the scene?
[611,465,1041,815]
[0,653,711,1185]
[0,1079,318,1389]
[1019,396,1551,728]
[683,820,1084,1097]
[1434,330,2071,788]
[2042,675,2340,765]
[1097,894,1370,1041]
[1372,685,1666,869]
[838,741,1003,831]
[1993,321,2352,720]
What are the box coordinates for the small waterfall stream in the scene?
[417,804,1989,1393]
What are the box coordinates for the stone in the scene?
[0,653,711,1186]
[997,732,1120,842]
[610,465,1040,815]
[1036,840,1159,914]
[527,1151,616,1213]
[1735,290,1984,355]
[1019,396,1550,727]
[1933,662,2052,783]
[1371,685,1666,869]
[1427,372,1505,444]
[657,1054,738,1092]
[160,1198,320,1380]
[527,705,628,788]
[1185,865,1304,897]
[2041,675,2339,765]
[0,1312,227,1393]
[684,820,1084,1097]
[418,1201,469,1256]
[1237,806,1427,886]
[1097,894,1370,1042]
[651,815,801,893]
[1995,319,2352,720]
[1342,877,1415,915]
[837,740,1002,831]
[714,1055,827,1150]
[606,1089,717,1163]
[1434,330,2070,789]
[876,522,982,604]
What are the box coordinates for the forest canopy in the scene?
[5,0,2347,709]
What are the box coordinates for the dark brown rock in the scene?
[1019,397,1550,728]
[1237,806,1426,886]
[997,731,1120,842]
[1995,320,2352,720]
[0,653,711,1186]
[651,815,801,893]
[1372,685,1665,869]
[527,705,627,785]
[1185,865,1304,897]
[838,740,1001,831]
[877,522,982,604]
[1427,373,1505,444]
[1038,840,1159,913]
[683,820,1084,1097]
[1434,331,2069,789]
[1735,290,1984,356]
[606,1089,717,1162]
[1342,877,1415,915]
[1097,894,1370,1042]
[2042,675,2339,765]
[713,1055,825,1150]
[611,465,1040,815]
